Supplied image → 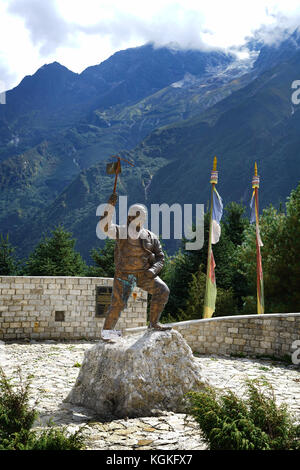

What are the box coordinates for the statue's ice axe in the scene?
[106,155,134,194]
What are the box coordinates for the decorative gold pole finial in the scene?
[210,156,218,184]
[252,161,260,188]
[213,156,217,171]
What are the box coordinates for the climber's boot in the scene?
[148,302,172,331]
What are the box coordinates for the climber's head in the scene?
[127,204,147,237]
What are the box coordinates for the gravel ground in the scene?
[1,340,299,450]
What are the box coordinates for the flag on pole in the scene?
[203,249,217,319]
[250,163,264,314]
[203,157,223,319]
[250,191,263,247]
[211,187,223,244]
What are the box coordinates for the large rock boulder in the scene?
[65,329,207,419]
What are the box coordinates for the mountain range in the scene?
[0,31,300,261]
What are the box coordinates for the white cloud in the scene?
[0,0,300,90]
[7,0,76,55]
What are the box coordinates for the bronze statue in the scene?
[99,192,171,339]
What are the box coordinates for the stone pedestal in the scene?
[65,329,207,419]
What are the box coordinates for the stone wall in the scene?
[126,313,300,360]
[1,276,299,360]
[0,276,147,340]
[170,314,300,359]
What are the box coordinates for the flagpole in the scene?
[252,162,264,314]
[203,156,218,319]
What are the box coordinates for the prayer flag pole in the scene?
[203,157,218,319]
[252,162,265,314]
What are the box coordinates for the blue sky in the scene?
[1,0,300,91]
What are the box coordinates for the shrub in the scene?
[0,367,85,450]
[0,426,85,451]
[0,368,37,444]
[241,296,257,315]
[187,378,300,450]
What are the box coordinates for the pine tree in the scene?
[162,211,239,320]
[177,268,206,320]
[223,202,248,245]
[24,226,87,276]
[222,202,250,308]
[177,266,237,321]
[161,249,195,320]
[87,239,115,277]
[280,183,300,310]
[0,234,18,275]
[237,182,300,312]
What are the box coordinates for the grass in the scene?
[255,353,293,365]
[230,352,247,359]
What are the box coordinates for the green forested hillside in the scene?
[0,45,245,257]
[1,37,300,261]
[144,50,300,208]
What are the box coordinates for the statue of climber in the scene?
[99,193,171,341]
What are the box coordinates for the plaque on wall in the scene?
[95,286,112,317]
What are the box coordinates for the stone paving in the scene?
[0,340,299,450]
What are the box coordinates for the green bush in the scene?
[0,426,85,451]
[187,378,300,450]
[241,296,257,315]
[0,368,85,450]
[0,368,37,443]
